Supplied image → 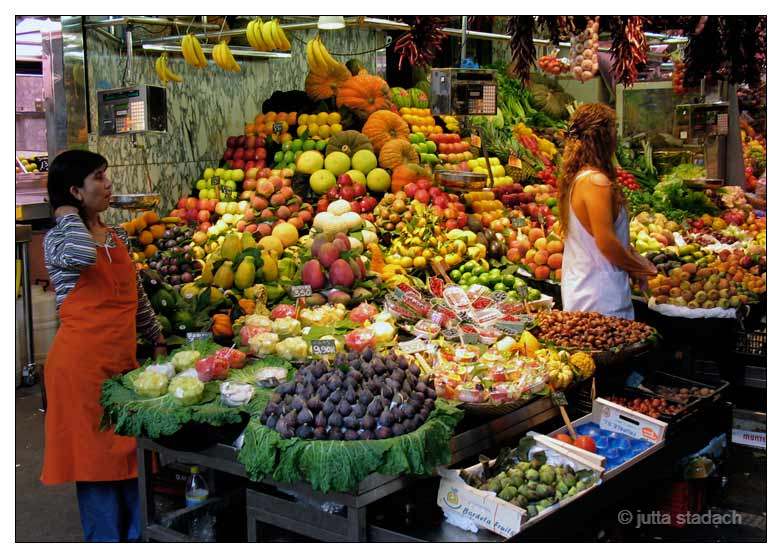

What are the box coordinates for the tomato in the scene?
[554,433,574,445]
[573,435,597,453]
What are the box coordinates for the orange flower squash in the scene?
[379,139,419,169]
[391,163,427,193]
[305,65,351,101]
[362,110,409,152]
[336,73,393,119]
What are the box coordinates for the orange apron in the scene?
[41,230,139,485]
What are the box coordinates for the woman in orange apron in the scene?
[41,150,166,542]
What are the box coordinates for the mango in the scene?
[234,256,256,290]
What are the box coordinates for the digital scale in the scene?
[429,68,497,116]
[97,85,167,136]
[673,102,730,181]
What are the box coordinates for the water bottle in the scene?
[185,466,209,508]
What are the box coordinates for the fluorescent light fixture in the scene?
[318,16,345,30]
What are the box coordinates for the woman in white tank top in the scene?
[557,104,657,319]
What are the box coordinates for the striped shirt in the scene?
[43,214,162,344]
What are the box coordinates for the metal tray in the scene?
[110,193,161,210]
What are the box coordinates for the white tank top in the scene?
[561,169,634,319]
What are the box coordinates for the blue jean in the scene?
[75,479,141,542]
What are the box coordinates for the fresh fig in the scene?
[425,387,437,400]
[295,384,305,395]
[415,382,428,393]
[291,396,306,412]
[376,426,392,439]
[265,415,278,430]
[360,415,376,431]
[398,357,409,370]
[297,407,314,425]
[278,382,296,396]
[359,430,376,441]
[380,385,393,399]
[329,390,343,404]
[392,423,406,437]
[313,426,327,440]
[270,392,283,404]
[327,377,342,392]
[386,378,401,392]
[322,399,336,417]
[367,397,383,417]
[328,413,343,428]
[317,385,331,401]
[379,410,394,427]
[400,403,416,418]
[265,402,281,416]
[295,425,314,439]
[275,416,290,437]
[362,347,374,362]
[391,369,405,383]
[352,403,366,418]
[345,387,357,404]
[343,429,359,442]
[328,429,344,440]
[409,364,420,375]
[392,407,404,422]
[410,392,425,404]
[412,415,424,429]
[314,411,327,428]
[358,389,373,406]
[338,399,352,417]
[343,414,358,430]
[402,419,414,432]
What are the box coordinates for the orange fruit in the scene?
[264,122,274,135]
[245,123,256,135]
[121,221,135,236]
[254,113,265,127]
[265,111,277,122]
[276,112,288,122]
[286,112,297,126]
[144,244,158,258]
[132,217,147,232]
[149,224,166,239]
[142,211,160,225]
[138,230,154,246]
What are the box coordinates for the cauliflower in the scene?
[171,350,200,372]
[168,376,204,406]
[275,336,309,361]
[248,332,279,356]
[145,362,175,380]
[133,369,169,397]
[245,314,274,331]
[272,317,302,339]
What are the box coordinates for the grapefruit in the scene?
[351,150,378,175]
[346,169,367,185]
[310,169,337,195]
[366,168,391,193]
[296,151,324,174]
[324,152,351,176]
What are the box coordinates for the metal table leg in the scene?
[137,445,156,542]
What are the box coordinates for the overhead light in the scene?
[318,16,345,30]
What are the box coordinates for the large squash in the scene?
[379,139,419,169]
[326,130,373,157]
[305,65,351,101]
[336,72,393,119]
[391,163,427,193]
[362,110,409,152]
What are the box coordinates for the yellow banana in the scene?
[271,19,290,51]
[219,41,240,72]
[181,35,199,67]
[305,38,319,72]
[309,38,328,73]
[212,42,226,70]
[162,54,183,82]
[261,21,277,52]
[316,37,340,71]
[253,19,271,51]
[245,21,260,50]
[191,36,208,68]
[155,55,169,85]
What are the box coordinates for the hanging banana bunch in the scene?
[305,35,344,75]
[246,18,291,52]
[181,34,208,68]
[212,41,241,73]
[154,53,183,86]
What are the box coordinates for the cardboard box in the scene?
[437,434,604,538]
[549,397,667,480]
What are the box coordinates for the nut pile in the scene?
[604,396,684,419]
[655,385,714,404]
[533,311,656,351]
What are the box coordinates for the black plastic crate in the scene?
[735,328,766,357]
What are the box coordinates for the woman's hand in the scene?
[54,205,80,218]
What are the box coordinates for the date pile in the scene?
[260,348,437,441]
[604,396,684,419]
[532,311,656,351]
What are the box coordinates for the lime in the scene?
[450,270,462,282]
[461,272,473,283]
[282,141,293,152]
[316,140,328,151]
[528,288,541,301]
[303,139,316,151]
[494,283,508,292]
[463,261,476,273]
[514,278,527,290]
[478,273,491,285]
[283,151,295,164]
[291,139,303,151]
[274,151,283,163]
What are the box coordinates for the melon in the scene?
[272,222,299,248]
[351,150,377,175]
[259,235,284,257]
[390,87,411,108]
[407,88,429,109]
[296,150,324,174]
[324,152,351,176]
[310,169,337,195]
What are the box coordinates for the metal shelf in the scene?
[141,43,291,60]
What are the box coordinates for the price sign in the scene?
[398,338,428,355]
[310,339,337,356]
[272,121,284,135]
[186,332,213,343]
[36,157,49,172]
[551,391,568,407]
[470,134,482,148]
[211,176,220,186]
[490,291,508,303]
[507,153,522,169]
[290,285,313,298]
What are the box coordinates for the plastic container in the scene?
[31,283,58,365]
[185,466,209,508]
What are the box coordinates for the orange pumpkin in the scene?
[379,139,419,169]
[305,65,351,101]
[362,110,409,152]
[391,163,427,193]
[336,73,393,118]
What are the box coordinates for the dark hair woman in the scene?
[557,104,656,319]
[40,150,166,542]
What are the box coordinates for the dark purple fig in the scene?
[420,408,430,421]
[416,381,428,393]
[265,415,278,430]
[386,378,401,392]
[314,411,327,428]
[400,403,415,418]
[345,387,357,404]
[367,397,383,417]
[328,413,343,428]
[352,403,366,418]
[338,399,352,417]
[360,415,376,431]
[424,398,435,411]
[391,369,405,383]
[265,402,281,416]
[291,396,306,412]
[313,426,327,440]
[380,385,393,399]
[425,387,436,400]
[410,392,425,404]
[277,382,296,396]
[343,414,358,430]
[412,415,424,429]
[376,426,392,439]
[295,425,314,439]
[409,364,420,375]
[391,393,404,406]
[359,430,376,441]
[317,384,331,401]
[392,407,404,422]
[302,383,314,400]
[379,410,394,427]
[295,383,305,396]
[402,419,414,432]
[322,399,336,417]
[307,397,322,413]
[392,423,407,437]
[343,378,358,391]
[398,357,409,370]
[275,416,290,437]
[361,362,374,376]
[358,389,373,406]
[362,348,374,362]
[329,390,343,404]
[328,429,344,440]
[402,380,412,394]
[297,407,314,425]
[372,358,387,374]
[343,429,359,442]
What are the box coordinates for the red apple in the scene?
[253,147,267,161]
[404,182,418,198]
[177,198,188,210]
[353,183,366,197]
[233,148,245,160]
[236,135,246,147]
[226,136,237,148]
[341,185,355,201]
[231,160,244,170]
[415,190,431,204]
[456,213,468,228]
[198,209,211,222]
[185,197,198,210]
[360,198,374,213]
[223,148,234,160]
[327,187,340,201]
[244,160,257,172]
[350,200,362,213]
[198,221,210,232]
[185,208,199,222]
[197,199,211,211]
[207,200,218,212]
[338,174,353,187]
[246,136,257,149]
[416,178,431,190]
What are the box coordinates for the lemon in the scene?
[413,256,427,269]
[400,256,413,269]
[327,112,341,125]
[307,123,320,137]
[296,124,308,137]
[297,114,308,125]
[318,124,332,139]
[316,112,329,126]
[330,123,343,135]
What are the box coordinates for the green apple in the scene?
[231,169,244,182]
